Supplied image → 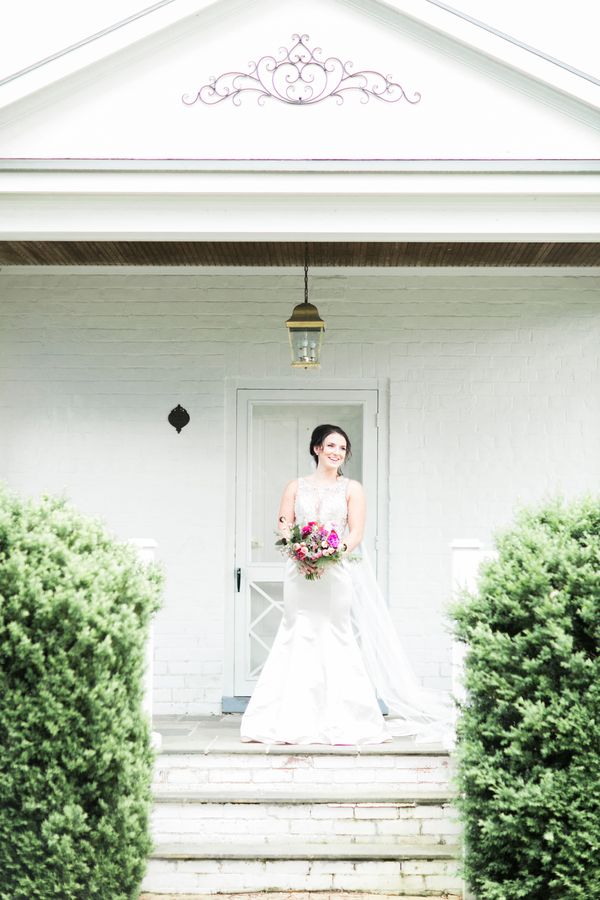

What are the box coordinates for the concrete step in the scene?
[140,894,458,900]
[153,751,455,795]
[140,895,456,900]
[151,797,460,847]
[147,722,463,896]
[142,842,463,896]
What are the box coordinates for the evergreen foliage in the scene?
[0,484,163,899]
[451,496,600,900]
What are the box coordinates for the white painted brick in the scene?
[331,873,403,891]
[402,859,460,875]
[309,859,357,875]
[208,769,253,783]
[289,819,334,835]
[162,768,208,785]
[289,770,333,784]
[424,874,465,891]
[352,861,404,874]
[354,805,400,819]
[376,819,430,836]
[310,804,354,819]
[251,769,295,783]
[176,754,271,769]
[264,860,312,875]
[312,755,361,768]
[141,871,201,892]
[160,675,185,689]
[153,689,172,702]
[414,804,446,818]
[331,769,378,783]
[334,820,378,835]
[3,269,598,714]
[422,817,463,835]
[175,859,223,874]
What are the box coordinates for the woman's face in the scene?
[314,432,347,471]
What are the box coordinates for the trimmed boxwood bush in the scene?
[451,496,600,900]
[0,484,163,900]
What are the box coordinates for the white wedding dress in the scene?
[240,476,453,746]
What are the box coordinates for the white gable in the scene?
[0,0,598,160]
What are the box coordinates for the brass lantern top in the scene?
[285,300,325,329]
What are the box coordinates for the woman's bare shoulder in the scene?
[281,478,299,495]
[345,478,364,495]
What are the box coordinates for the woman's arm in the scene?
[277,479,297,538]
[344,480,366,553]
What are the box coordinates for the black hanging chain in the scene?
[304,243,309,305]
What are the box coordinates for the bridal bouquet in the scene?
[276,521,348,580]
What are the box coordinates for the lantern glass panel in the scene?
[289,327,323,368]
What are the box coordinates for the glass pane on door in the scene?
[250,403,363,564]
[248,581,284,676]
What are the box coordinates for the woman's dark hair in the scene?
[309,424,352,474]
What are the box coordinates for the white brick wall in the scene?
[1,266,599,712]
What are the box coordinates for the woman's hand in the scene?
[277,480,297,538]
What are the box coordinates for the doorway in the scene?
[231,388,380,698]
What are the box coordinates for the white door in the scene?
[233,388,379,697]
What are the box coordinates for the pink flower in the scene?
[301,525,312,536]
[328,530,340,550]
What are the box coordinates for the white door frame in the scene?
[222,376,389,703]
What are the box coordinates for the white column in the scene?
[450,539,497,705]
[450,539,496,900]
[128,538,161,750]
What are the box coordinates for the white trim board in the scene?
[2,161,600,173]
[1,193,598,241]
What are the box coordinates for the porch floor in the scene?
[151,714,448,756]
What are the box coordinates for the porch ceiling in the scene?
[0,241,599,267]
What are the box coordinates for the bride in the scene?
[240,424,452,746]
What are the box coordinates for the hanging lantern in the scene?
[285,254,325,368]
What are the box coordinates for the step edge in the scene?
[149,842,462,861]
[157,747,453,758]
[151,792,458,805]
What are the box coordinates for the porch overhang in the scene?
[1,161,599,252]
[1,240,599,267]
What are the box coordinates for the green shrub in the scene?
[451,496,600,900]
[0,484,163,900]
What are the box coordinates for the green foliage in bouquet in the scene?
[451,496,600,900]
[0,484,163,900]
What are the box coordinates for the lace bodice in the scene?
[294,476,349,533]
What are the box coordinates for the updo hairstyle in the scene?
[309,424,352,474]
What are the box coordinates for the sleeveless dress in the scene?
[240,476,391,745]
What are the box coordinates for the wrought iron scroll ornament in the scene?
[182,33,421,107]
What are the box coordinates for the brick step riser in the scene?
[151,801,460,846]
[140,896,457,900]
[154,754,454,793]
[142,857,463,896]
